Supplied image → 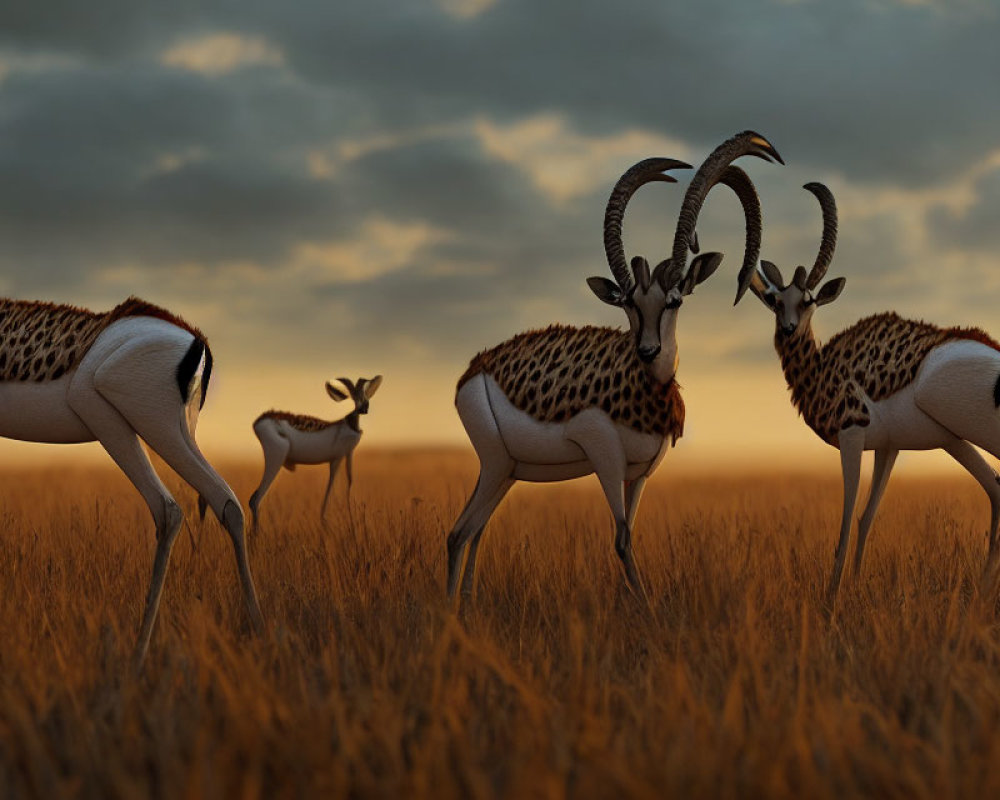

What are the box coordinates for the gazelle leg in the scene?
[567,423,644,599]
[458,478,514,600]
[446,466,513,600]
[89,349,264,635]
[142,425,263,633]
[450,375,515,602]
[943,440,1000,577]
[343,450,357,534]
[249,433,290,534]
[136,421,264,636]
[66,394,182,667]
[827,427,864,605]
[853,447,898,575]
[321,458,343,523]
[625,476,647,531]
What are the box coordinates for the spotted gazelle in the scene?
[447,131,783,603]
[746,180,1000,601]
[0,295,263,667]
[248,376,383,531]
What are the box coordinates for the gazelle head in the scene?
[748,182,846,337]
[326,375,383,415]
[587,131,783,383]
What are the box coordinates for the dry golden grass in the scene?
[2,449,1000,798]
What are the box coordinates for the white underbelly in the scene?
[860,382,954,451]
[0,373,93,443]
[457,374,666,482]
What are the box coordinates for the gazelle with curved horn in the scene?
[447,131,782,603]
[249,376,382,531]
[747,181,1000,601]
[0,295,263,667]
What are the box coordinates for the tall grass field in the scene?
[1,450,1000,798]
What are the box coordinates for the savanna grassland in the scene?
[3,450,1000,798]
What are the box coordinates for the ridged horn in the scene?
[336,377,356,395]
[604,158,690,292]
[803,182,838,290]
[714,165,763,305]
[669,131,782,291]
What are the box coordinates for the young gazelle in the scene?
[448,131,783,602]
[249,376,382,531]
[747,180,1000,601]
[0,295,263,667]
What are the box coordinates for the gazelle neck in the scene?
[344,410,362,433]
[775,322,821,411]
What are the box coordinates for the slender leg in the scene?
[625,476,647,531]
[249,432,290,534]
[566,421,645,599]
[458,479,514,600]
[135,497,184,669]
[65,393,182,668]
[853,448,898,575]
[449,375,515,603]
[343,450,357,535]
[827,427,864,605]
[90,356,264,636]
[446,468,513,600]
[345,450,355,496]
[142,426,265,635]
[943,440,1000,578]
[321,458,343,523]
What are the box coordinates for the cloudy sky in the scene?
[1,0,998,471]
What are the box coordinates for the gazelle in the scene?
[747,180,1000,601]
[249,376,382,531]
[0,294,263,667]
[447,131,783,603]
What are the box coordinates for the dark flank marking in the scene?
[994,372,1000,408]
[176,338,206,406]
[201,346,213,409]
[257,410,338,433]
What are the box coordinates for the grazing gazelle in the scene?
[447,130,783,602]
[249,376,383,531]
[747,180,1000,601]
[0,294,263,667]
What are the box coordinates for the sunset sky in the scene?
[1,0,999,474]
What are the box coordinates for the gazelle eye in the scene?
[665,298,681,310]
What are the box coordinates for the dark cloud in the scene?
[928,165,1000,253]
[0,0,997,379]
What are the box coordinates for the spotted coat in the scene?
[0,295,204,383]
[777,312,1000,445]
[255,410,339,433]
[457,324,685,442]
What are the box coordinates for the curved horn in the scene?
[669,131,782,289]
[803,182,838,290]
[715,166,763,305]
[336,377,356,395]
[604,157,690,292]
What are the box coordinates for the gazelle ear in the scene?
[760,260,784,289]
[681,251,724,295]
[587,277,626,307]
[326,381,349,402]
[815,277,846,306]
[364,375,383,399]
